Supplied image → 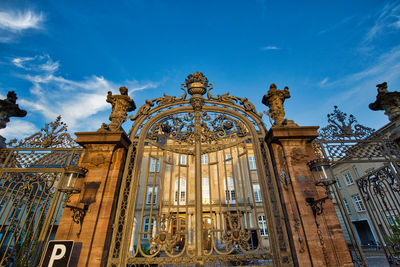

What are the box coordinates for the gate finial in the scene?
[262,83,291,126]
[99,86,136,132]
[185,72,209,96]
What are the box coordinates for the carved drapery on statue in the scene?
[262,84,290,127]
[99,86,136,132]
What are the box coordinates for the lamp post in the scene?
[58,166,87,202]
[306,159,336,226]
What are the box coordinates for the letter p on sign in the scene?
[41,241,74,267]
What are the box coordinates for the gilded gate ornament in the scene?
[99,86,136,131]
[108,72,293,267]
[262,83,290,126]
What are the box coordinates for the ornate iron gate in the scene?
[0,117,82,266]
[108,73,293,266]
[312,106,400,266]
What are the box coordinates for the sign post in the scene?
[40,240,74,267]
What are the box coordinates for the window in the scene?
[335,177,342,189]
[353,166,360,178]
[0,199,5,211]
[149,158,160,172]
[343,172,354,186]
[201,155,208,164]
[225,177,235,203]
[387,215,395,226]
[253,184,262,202]
[202,177,210,204]
[15,205,23,217]
[176,155,187,165]
[146,186,158,205]
[174,178,186,204]
[258,215,268,237]
[343,198,351,214]
[352,194,366,212]
[224,154,232,164]
[248,156,256,170]
[142,217,155,239]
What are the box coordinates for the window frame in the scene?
[248,156,257,170]
[343,172,354,186]
[258,215,268,238]
[352,194,366,212]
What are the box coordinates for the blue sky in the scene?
[0,0,399,140]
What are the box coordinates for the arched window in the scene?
[174,178,186,204]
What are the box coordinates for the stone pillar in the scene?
[55,131,130,267]
[266,126,353,267]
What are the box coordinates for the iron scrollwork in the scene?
[318,106,375,140]
[222,213,251,250]
[7,115,79,148]
[147,112,249,154]
[65,204,87,237]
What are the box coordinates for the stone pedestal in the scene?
[55,131,130,267]
[266,126,353,267]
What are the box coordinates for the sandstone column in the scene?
[267,126,353,267]
[263,84,353,267]
[55,131,130,266]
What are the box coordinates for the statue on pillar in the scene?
[369,82,400,124]
[98,86,136,132]
[369,82,400,141]
[262,83,291,127]
[0,91,27,147]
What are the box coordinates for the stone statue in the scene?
[99,87,136,132]
[262,84,291,126]
[0,91,27,147]
[369,82,400,141]
[369,82,400,124]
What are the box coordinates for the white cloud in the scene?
[261,46,280,50]
[0,119,38,140]
[12,55,59,73]
[317,45,400,118]
[0,9,44,43]
[0,9,43,32]
[319,77,329,87]
[364,2,400,43]
[11,55,158,133]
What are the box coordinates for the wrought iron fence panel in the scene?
[312,106,400,266]
[0,147,82,266]
[357,166,400,265]
[0,116,82,266]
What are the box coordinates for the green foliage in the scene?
[386,217,400,254]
